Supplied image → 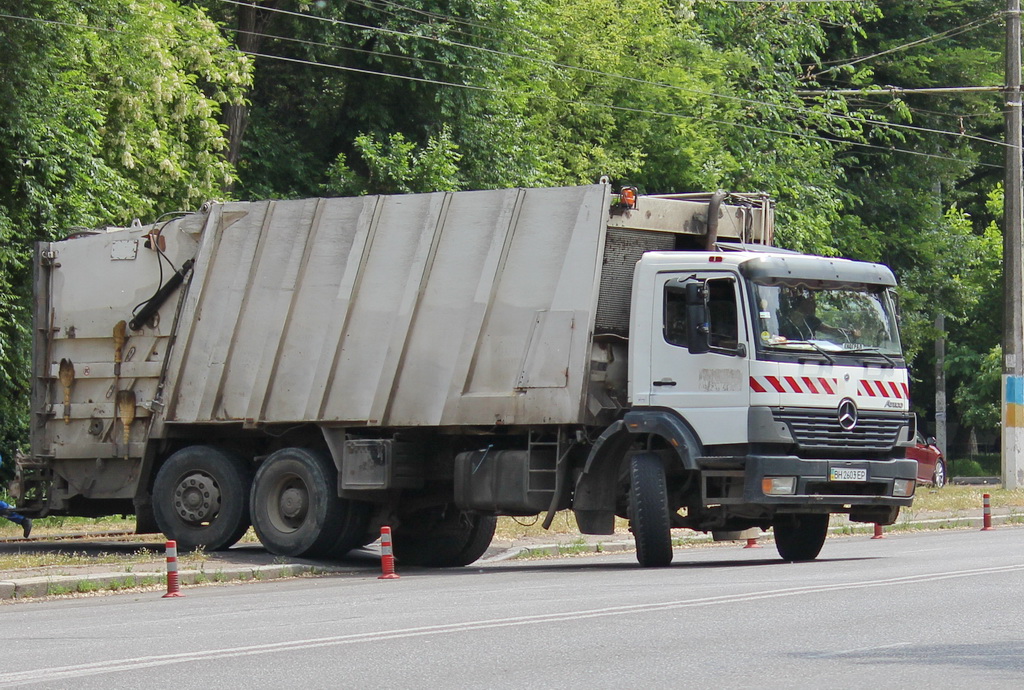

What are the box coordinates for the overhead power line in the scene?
[0,7,1005,169]
[799,86,1005,96]
[213,0,1008,151]
[813,12,1003,74]
[242,48,999,169]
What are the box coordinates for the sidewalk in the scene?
[0,508,1019,602]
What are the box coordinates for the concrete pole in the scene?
[1002,0,1024,489]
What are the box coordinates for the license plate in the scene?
[830,467,867,482]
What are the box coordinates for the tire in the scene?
[152,446,253,551]
[932,460,947,488]
[134,501,159,535]
[250,447,370,559]
[392,508,497,567]
[628,453,673,568]
[773,513,829,562]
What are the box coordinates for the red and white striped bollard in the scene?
[163,540,185,598]
[379,526,400,580]
[982,493,994,531]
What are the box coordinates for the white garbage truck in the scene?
[14,181,917,566]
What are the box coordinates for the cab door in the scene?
[646,272,750,446]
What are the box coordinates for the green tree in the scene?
[0,0,251,475]
[324,127,462,195]
[691,0,884,255]
[821,1,1005,444]
[203,0,518,196]
[214,0,738,195]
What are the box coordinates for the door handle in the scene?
[653,379,677,387]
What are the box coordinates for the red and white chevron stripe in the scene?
[857,379,909,399]
[749,375,908,399]
[749,376,838,395]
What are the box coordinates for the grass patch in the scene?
[556,538,592,556]
[46,583,73,596]
[107,576,138,590]
[0,544,209,574]
[0,549,160,572]
[496,511,629,541]
[0,514,136,539]
[908,485,1024,514]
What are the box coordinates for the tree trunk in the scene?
[223,1,279,187]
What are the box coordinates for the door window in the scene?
[663,276,740,352]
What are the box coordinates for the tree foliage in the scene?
[820,0,1005,442]
[0,0,251,473]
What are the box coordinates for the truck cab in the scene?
[607,247,916,564]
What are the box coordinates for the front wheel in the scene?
[628,453,673,568]
[773,513,829,562]
[933,460,947,488]
[250,447,370,558]
[152,445,253,551]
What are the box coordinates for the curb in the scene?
[0,562,349,601]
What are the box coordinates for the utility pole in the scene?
[1003,0,1024,490]
[935,314,946,460]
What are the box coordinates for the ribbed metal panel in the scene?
[595,228,675,335]
[773,408,905,451]
[161,185,607,428]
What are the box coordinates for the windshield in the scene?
[751,281,902,355]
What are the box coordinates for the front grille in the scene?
[774,407,906,452]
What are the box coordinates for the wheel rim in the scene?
[934,462,945,487]
[267,474,309,533]
[172,472,222,525]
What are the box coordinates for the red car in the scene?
[907,432,946,488]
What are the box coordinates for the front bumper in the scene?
[742,455,917,510]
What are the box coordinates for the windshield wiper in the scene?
[844,346,897,367]
[806,341,836,365]
[774,340,836,365]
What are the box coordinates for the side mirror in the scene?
[685,282,710,355]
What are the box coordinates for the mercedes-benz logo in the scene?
[838,398,858,431]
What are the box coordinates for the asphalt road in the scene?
[1,528,1022,688]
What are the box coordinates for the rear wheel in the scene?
[152,446,253,551]
[392,507,497,567]
[628,453,673,568]
[773,513,829,562]
[250,447,370,558]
